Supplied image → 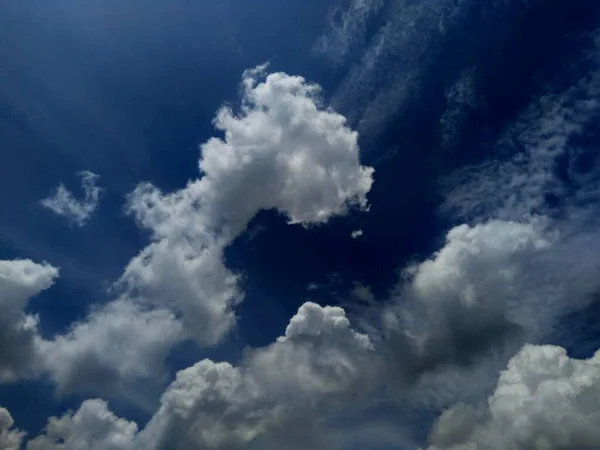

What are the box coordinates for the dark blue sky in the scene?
[1,0,600,446]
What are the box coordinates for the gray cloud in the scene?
[0,259,58,382]
[426,344,600,450]
[0,406,24,450]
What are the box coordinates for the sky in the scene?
[1,0,600,449]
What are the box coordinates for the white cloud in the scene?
[118,64,373,347]
[16,29,600,449]
[27,399,137,450]
[39,300,185,397]
[0,406,24,450]
[28,302,376,450]
[426,344,600,450]
[351,229,363,238]
[41,171,103,227]
[0,259,58,382]
[17,65,374,397]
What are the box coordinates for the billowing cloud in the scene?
[27,399,137,450]
[0,406,24,450]
[39,300,185,397]
[28,302,375,450]
[41,171,102,227]
[25,65,374,397]
[426,344,600,450]
[119,64,373,347]
[11,25,600,450]
[383,219,554,376]
[0,259,58,382]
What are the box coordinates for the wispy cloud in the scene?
[41,171,103,227]
[351,229,364,238]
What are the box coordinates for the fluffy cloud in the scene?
[21,212,599,449]
[427,344,600,450]
[380,219,555,381]
[28,302,375,450]
[16,65,374,397]
[119,64,373,346]
[39,300,185,397]
[0,259,58,382]
[27,400,137,450]
[0,406,24,450]
[16,31,600,448]
[41,171,102,227]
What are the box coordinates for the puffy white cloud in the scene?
[0,406,24,450]
[138,302,375,449]
[39,299,185,397]
[119,64,373,347]
[21,64,374,397]
[27,399,137,450]
[29,302,375,450]
[41,171,102,227]
[427,344,600,450]
[0,259,58,382]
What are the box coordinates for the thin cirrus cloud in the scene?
[41,171,103,227]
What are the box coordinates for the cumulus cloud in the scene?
[118,64,373,347]
[18,65,374,397]
[384,219,553,373]
[27,399,137,450]
[426,344,600,450]
[20,213,600,449]
[0,406,24,450]
[14,27,600,450]
[0,259,58,382]
[27,302,375,450]
[39,300,185,397]
[41,171,103,227]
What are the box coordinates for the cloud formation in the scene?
[19,65,374,397]
[0,406,24,450]
[0,259,58,382]
[119,64,373,347]
[41,171,103,227]
[9,27,600,448]
[39,300,185,397]
[27,399,138,450]
[427,344,600,450]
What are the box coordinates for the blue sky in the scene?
[1,1,600,449]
